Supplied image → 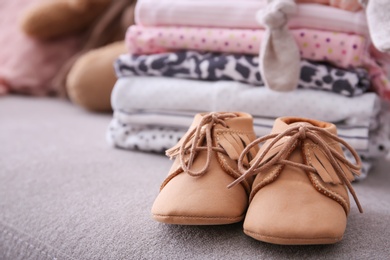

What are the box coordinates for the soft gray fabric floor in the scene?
[1,96,389,260]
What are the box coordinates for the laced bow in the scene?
[228,124,363,213]
[166,112,238,177]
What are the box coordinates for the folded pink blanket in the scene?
[126,25,390,100]
[135,1,367,35]
[0,0,80,96]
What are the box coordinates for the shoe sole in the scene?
[244,229,343,245]
[152,213,244,225]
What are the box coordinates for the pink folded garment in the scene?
[297,0,362,11]
[135,1,367,35]
[127,26,368,69]
[0,0,81,96]
[126,25,390,100]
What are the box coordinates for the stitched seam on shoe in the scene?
[153,214,244,220]
[309,173,349,215]
[249,140,298,202]
[215,132,251,194]
[215,129,256,135]
[217,152,251,195]
[303,143,350,214]
[249,165,283,202]
[244,229,343,241]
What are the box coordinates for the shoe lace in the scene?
[228,123,363,213]
[166,112,238,177]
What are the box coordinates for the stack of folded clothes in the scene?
[107,0,390,178]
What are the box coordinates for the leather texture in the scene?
[151,112,258,225]
[243,117,360,245]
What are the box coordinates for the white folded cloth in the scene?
[110,76,382,152]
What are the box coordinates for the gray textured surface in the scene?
[0,96,390,260]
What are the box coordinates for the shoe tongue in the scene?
[288,122,313,128]
[271,118,308,134]
[221,113,253,132]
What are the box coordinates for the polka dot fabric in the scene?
[106,118,183,153]
[127,26,367,69]
[126,25,390,100]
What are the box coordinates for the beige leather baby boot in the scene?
[230,117,362,245]
[151,112,258,225]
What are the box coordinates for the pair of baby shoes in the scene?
[151,112,362,245]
